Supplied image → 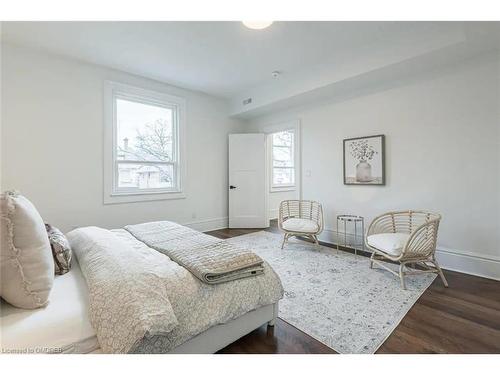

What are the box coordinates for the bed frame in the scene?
[168,302,278,354]
[89,302,278,354]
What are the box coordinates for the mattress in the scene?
[0,260,99,354]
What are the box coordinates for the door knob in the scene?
[229,185,237,190]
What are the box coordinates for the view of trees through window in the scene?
[272,130,295,186]
[115,98,176,190]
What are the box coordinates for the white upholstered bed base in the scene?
[88,303,278,354]
[165,302,277,354]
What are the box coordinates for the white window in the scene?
[104,82,186,204]
[264,120,301,221]
[271,130,295,188]
[266,120,300,193]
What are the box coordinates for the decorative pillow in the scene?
[0,191,54,309]
[45,224,72,275]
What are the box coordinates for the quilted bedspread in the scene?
[67,224,283,353]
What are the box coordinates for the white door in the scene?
[229,134,268,228]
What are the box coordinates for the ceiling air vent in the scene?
[242,98,252,105]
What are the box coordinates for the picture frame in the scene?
[343,134,385,185]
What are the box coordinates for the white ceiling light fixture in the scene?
[242,21,273,30]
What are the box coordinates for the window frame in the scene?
[265,120,301,193]
[271,130,296,189]
[104,81,187,204]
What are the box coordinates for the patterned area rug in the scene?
[227,231,436,354]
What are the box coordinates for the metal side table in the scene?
[336,215,364,257]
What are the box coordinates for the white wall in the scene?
[247,53,500,280]
[2,43,499,279]
[1,44,244,233]
[269,190,297,219]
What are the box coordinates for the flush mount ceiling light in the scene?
[242,21,273,30]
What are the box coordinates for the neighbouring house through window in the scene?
[115,98,175,190]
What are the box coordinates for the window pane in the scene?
[273,146,293,167]
[117,163,174,189]
[116,98,173,163]
[272,130,295,185]
[273,167,294,186]
[272,131,293,147]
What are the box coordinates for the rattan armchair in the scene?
[365,210,448,289]
[278,200,324,249]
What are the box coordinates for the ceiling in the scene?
[5,21,498,98]
[2,22,499,117]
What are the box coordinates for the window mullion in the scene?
[117,160,173,165]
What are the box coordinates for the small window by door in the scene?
[271,129,295,190]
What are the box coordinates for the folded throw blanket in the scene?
[125,221,264,284]
[67,227,178,353]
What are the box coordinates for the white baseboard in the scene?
[183,217,228,232]
[269,209,278,220]
[434,247,500,281]
[318,228,500,281]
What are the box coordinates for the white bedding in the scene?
[1,225,283,354]
[0,260,99,354]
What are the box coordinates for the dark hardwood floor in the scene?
[207,221,500,354]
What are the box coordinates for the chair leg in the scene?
[369,252,375,269]
[281,233,289,249]
[311,234,319,246]
[399,263,407,290]
[432,259,449,287]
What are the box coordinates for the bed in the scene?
[1,222,283,354]
[1,259,98,354]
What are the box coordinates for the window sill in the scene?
[104,191,186,205]
[270,186,296,193]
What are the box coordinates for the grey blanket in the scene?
[125,221,265,284]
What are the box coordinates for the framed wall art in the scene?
[343,134,385,185]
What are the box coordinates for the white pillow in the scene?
[366,233,410,256]
[0,191,54,309]
[282,218,319,233]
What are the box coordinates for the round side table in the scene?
[336,215,365,257]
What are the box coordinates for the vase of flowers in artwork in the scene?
[355,160,371,182]
[349,139,377,182]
